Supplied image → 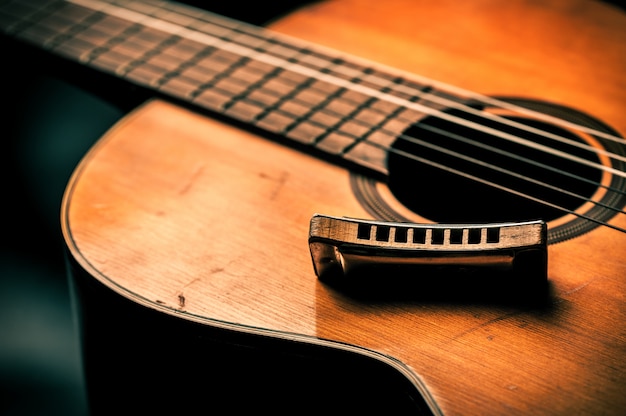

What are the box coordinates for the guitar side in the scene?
[60,1,626,415]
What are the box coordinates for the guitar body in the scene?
[57,1,626,415]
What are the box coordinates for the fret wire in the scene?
[1,1,60,35]
[6,3,624,203]
[2,0,620,232]
[67,0,428,110]
[160,0,624,156]
[250,83,626,227]
[25,4,106,58]
[153,53,626,204]
[233,45,400,147]
[32,8,76,35]
[9,0,620,193]
[83,0,626,177]
[172,0,626,147]
[73,0,623,155]
[156,0,445,108]
[266,22,626,167]
[217,60,280,111]
[183,63,626,205]
[94,28,179,77]
[369,141,626,235]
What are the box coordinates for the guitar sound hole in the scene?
[351,98,626,243]
[387,106,602,224]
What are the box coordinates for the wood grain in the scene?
[62,1,626,415]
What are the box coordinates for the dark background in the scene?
[0,2,308,415]
[1,1,624,415]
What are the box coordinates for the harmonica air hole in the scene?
[487,227,501,243]
[413,228,426,244]
[357,223,371,240]
[376,225,391,242]
[450,229,463,244]
[432,228,445,245]
[468,228,482,244]
[394,227,408,243]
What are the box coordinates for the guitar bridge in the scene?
[308,214,548,298]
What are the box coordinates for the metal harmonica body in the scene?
[309,214,548,298]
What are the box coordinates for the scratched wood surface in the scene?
[62,1,626,415]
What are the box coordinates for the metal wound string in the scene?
[66,0,626,233]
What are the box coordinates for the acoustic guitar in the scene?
[3,0,625,414]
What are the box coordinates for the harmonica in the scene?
[309,214,548,298]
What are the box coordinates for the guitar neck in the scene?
[2,0,471,177]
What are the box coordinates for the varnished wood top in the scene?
[57,1,626,415]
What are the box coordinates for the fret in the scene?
[15,20,57,47]
[322,95,361,118]
[343,134,396,174]
[0,0,469,178]
[124,60,168,86]
[351,107,388,126]
[88,12,129,35]
[336,119,373,140]
[297,51,335,71]
[99,35,182,80]
[254,111,296,134]
[223,100,266,123]
[309,78,343,95]
[326,63,368,82]
[151,9,198,29]
[34,9,76,34]
[186,19,236,40]
[90,48,132,73]
[343,103,421,174]
[158,74,199,98]
[193,53,234,76]
[227,31,270,50]
[212,76,250,97]
[73,25,117,48]
[278,100,313,119]
[160,37,207,61]
[144,50,186,72]
[360,69,399,86]
[262,41,301,60]
[192,88,233,112]
[316,131,358,155]
[309,111,342,130]
[246,88,283,107]
[177,59,218,83]
[120,25,170,50]
[50,35,89,61]
[122,0,161,16]
[286,121,328,145]
[187,55,280,109]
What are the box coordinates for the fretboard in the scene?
[0,0,470,175]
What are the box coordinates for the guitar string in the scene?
[266,88,626,221]
[366,140,626,235]
[73,0,626,176]
[412,121,626,198]
[204,70,626,226]
[53,0,626,232]
[151,0,626,214]
[153,0,626,150]
[161,58,626,225]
